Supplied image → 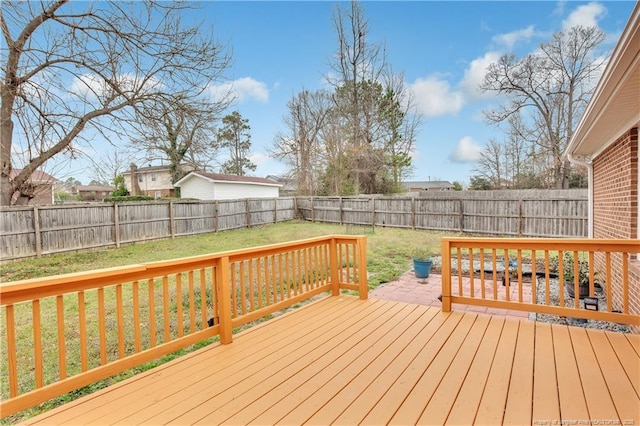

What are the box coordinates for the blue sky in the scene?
[80,1,636,185]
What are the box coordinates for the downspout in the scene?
[566,153,594,238]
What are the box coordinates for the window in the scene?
[138,175,143,183]
[151,174,157,182]
[154,191,161,199]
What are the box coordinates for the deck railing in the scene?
[0,235,368,418]
[441,237,640,326]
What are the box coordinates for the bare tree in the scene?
[473,139,503,189]
[89,150,130,186]
[130,98,222,183]
[271,89,330,195]
[1,1,231,205]
[480,26,605,188]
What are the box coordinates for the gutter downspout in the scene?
[566,153,594,238]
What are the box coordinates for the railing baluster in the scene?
[162,276,170,343]
[264,255,271,305]
[33,300,43,387]
[503,248,510,302]
[239,262,246,315]
[285,252,291,300]
[188,271,195,333]
[623,253,629,314]
[606,252,612,312]
[492,250,497,300]
[98,288,107,365]
[230,266,237,318]
[469,247,474,298]
[588,252,595,297]
[531,250,537,306]
[78,292,88,371]
[116,285,124,358]
[573,250,580,309]
[544,250,551,306]
[199,269,207,327]
[6,305,18,397]
[148,278,156,348]
[456,247,463,296]
[248,260,255,312]
[133,281,141,353]
[256,258,263,309]
[272,254,279,298]
[558,251,565,308]
[277,253,284,300]
[305,247,311,291]
[176,273,183,338]
[480,249,485,299]
[56,295,66,379]
[517,249,523,303]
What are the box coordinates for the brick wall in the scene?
[592,127,639,329]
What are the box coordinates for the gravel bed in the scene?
[534,278,629,332]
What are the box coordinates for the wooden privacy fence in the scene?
[0,235,368,417]
[0,198,296,261]
[297,189,588,238]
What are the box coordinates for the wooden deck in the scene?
[21,296,640,425]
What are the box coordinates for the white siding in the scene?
[180,178,215,200]
[214,182,279,200]
[179,176,279,200]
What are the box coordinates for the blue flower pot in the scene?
[413,259,433,279]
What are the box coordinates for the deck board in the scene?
[21,296,640,426]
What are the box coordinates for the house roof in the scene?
[403,180,453,189]
[566,3,640,158]
[74,185,115,192]
[174,171,282,187]
[122,164,196,175]
[9,169,57,184]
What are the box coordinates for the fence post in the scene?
[357,237,368,300]
[458,199,464,232]
[214,201,219,232]
[441,238,452,312]
[339,197,343,225]
[246,199,251,228]
[371,198,376,226]
[33,206,42,257]
[518,199,523,237]
[216,256,233,344]
[114,203,121,248]
[273,198,277,223]
[411,198,416,230]
[169,201,175,239]
[311,197,315,222]
[329,238,340,296]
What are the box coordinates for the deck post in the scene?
[441,238,452,312]
[329,238,340,296]
[357,236,368,299]
[216,256,233,344]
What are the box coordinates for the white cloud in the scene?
[249,152,270,168]
[449,136,483,163]
[209,77,269,103]
[492,25,536,50]
[410,76,464,117]
[459,51,502,100]
[562,2,606,30]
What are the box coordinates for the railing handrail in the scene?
[0,235,365,306]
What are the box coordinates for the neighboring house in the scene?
[403,180,453,192]
[565,3,639,324]
[9,169,57,205]
[122,164,195,198]
[174,171,281,200]
[72,185,114,201]
[266,174,297,195]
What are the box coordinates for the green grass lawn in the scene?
[0,220,448,424]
